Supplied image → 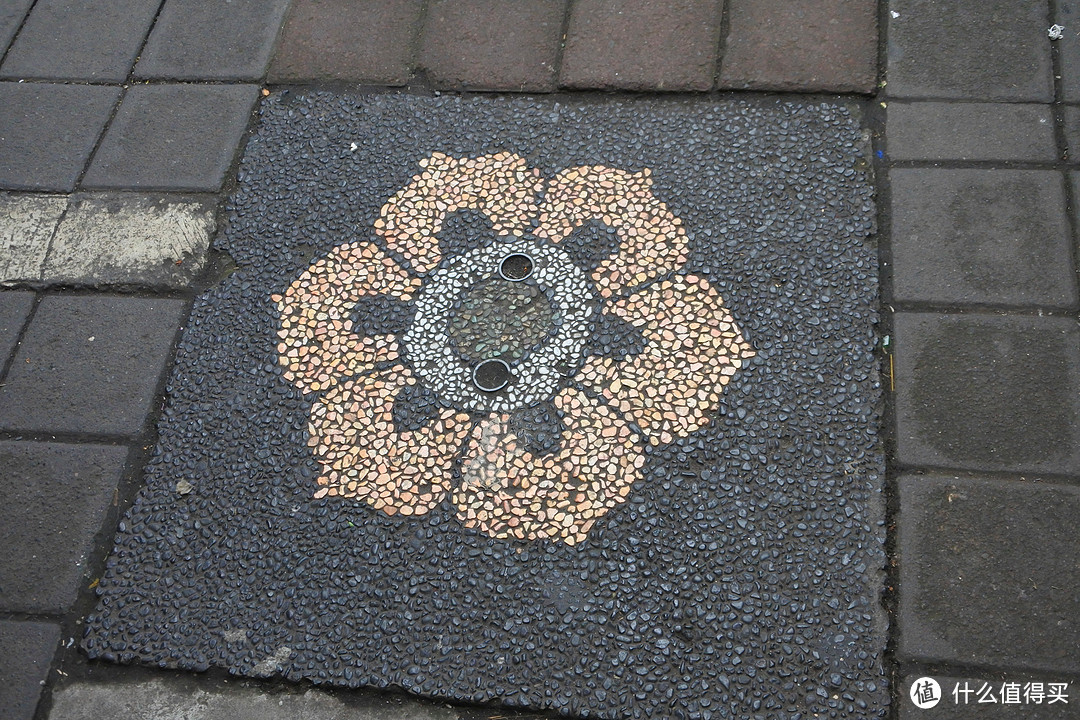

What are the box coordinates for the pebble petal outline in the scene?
[309,365,472,515]
[534,165,689,297]
[577,275,756,446]
[454,388,643,545]
[374,151,544,276]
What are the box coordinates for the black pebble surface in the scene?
[85,92,887,720]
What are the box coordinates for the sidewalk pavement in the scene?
[0,0,1076,719]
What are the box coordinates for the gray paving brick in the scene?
[0,291,33,368]
[0,0,160,82]
[899,474,1080,674]
[268,0,422,84]
[83,85,258,192]
[889,169,1076,308]
[49,679,458,720]
[1057,0,1080,104]
[0,83,119,192]
[0,193,68,282]
[0,295,186,436]
[893,313,1080,474]
[1062,106,1080,162]
[887,103,1058,162]
[561,0,722,90]
[719,0,877,93]
[0,442,127,612]
[419,0,564,91]
[900,675,1080,718]
[0,620,60,720]
[134,0,291,81]
[0,0,33,56]
[886,0,1053,101]
[42,193,215,288]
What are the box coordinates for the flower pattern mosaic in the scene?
[275,152,755,545]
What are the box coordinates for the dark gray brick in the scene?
[134,0,291,81]
[886,0,1053,101]
[0,0,160,82]
[561,0,721,91]
[0,295,186,436]
[419,0,564,91]
[0,442,127,612]
[83,85,258,191]
[0,620,59,720]
[1063,106,1080,162]
[889,169,1076,308]
[1057,0,1080,103]
[900,675,1080,718]
[899,474,1080,673]
[0,291,33,368]
[0,0,33,56]
[0,83,119,192]
[893,313,1080,474]
[268,0,422,84]
[719,0,877,93]
[888,103,1058,161]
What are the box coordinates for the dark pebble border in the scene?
[84,92,886,719]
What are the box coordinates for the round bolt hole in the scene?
[473,358,511,393]
[499,253,534,281]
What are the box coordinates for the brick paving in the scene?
[0,0,1077,717]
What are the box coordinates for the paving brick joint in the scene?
[0,0,1078,718]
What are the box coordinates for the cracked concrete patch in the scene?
[0,193,67,283]
[43,194,216,288]
[48,680,460,720]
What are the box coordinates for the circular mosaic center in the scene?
[448,278,559,362]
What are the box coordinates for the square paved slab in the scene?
[561,0,721,90]
[899,474,1080,674]
[889,169,1077,308]
[0,193,68,282]
[83,85,258,191]
[719,0,877,93]
[0,295,187,436]
[0,442,127,612]
[887,103,1058,162]
[134,0,291,81]
[0,0,33,56]
[268,0,421,83]
[0,290,33,366]
[893,313,1080,475]
[0,83,119,192]
[886,0,1053,101]
[419,0,564,91]
[0,621,60,720]
[83,93,887,719]
[0,0,160,82]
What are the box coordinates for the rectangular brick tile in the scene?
[886,0,1053,101]
[0,295,187,436]
[900,675,1080,718]
[561,0,722,90]
[0,193,68,282]
[0,0,33,56]
[420,0,564,91]
[0,83,119,192]
[719,0,876,93]
[42,193,216,288]
[893,313,1080,474]
[0,442,128,612]
[1062,106,1080,162]
[135,0,291,81]
[268,0,421,84]
[1057,0,1080,103]
[889,169,1076,308]
[0,0,160,82]
[0,290,34,367]
[83,85,259,192]
[887,103,1058,162]
[899,474,1080,673]
[0,620,60,720]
